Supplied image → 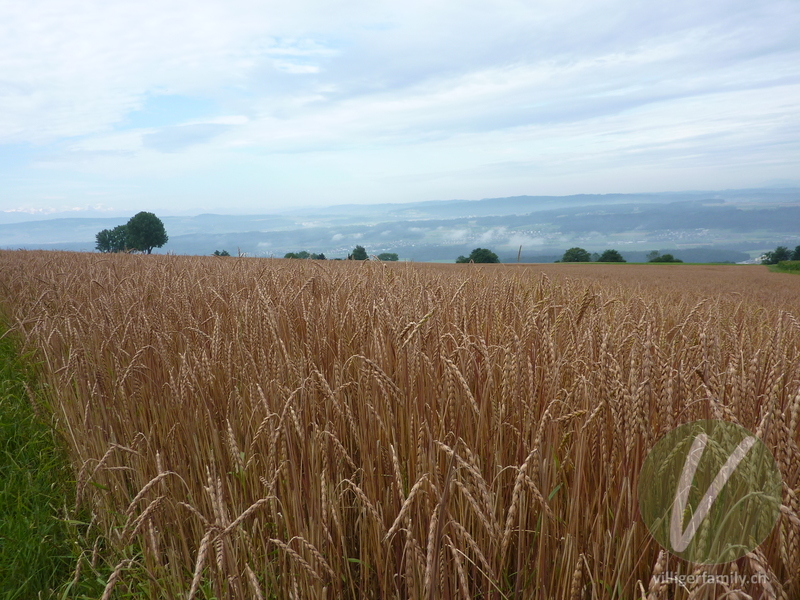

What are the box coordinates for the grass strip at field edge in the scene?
[0,325,75,599]
[768,262,800,274]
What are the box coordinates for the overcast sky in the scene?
[1,0,799,216]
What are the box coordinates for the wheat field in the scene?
[1,250,799,599]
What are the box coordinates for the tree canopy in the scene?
[350,245,368,260]
[98,213,167,254]
[762,246,794,265]
[126,212,168,254]
[95,224,129,253]
[377,252,399,261]
[561,247,591,262]
[598,249,626,262]
[456,248,500,263]
[649,253,683,263]
[284,251,326,259]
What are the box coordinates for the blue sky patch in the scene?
[118,95,218,130]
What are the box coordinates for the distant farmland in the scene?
[1,251,799,599]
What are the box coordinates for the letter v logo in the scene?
[669,433,756,552]
[639,420,781,564]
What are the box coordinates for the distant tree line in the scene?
[762,245,800,264]
[647,251,682,263]
[281,246,400,261]
[345,246,400,261]
[96,212,168,254]
[285,251,326,260]
[556,248,689,263]
[558,248,627,262]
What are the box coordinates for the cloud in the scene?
[143,123,237,152]
[1,0,799,212]
[479,227,507,243]
[508,234,546,247]
[446,229,469,241]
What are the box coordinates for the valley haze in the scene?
[2,187,798,263]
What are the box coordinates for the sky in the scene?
[1,0,799,217]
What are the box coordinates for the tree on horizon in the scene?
[561,247,591,262]
[350,245,368,260]
[95,224,129,253]
[598,249,626,262]
[456,248,500,263]
[126,212,168,254]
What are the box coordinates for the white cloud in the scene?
[479,227,507,243]
[508,234,546,248]
[447,229,469,241]
[1,0,799,212]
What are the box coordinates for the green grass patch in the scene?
[0,326,165,599]
[775,260,800,273]
[0,329,74,599]
[767,261,800,274]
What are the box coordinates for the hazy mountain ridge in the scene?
[2,188,798,262]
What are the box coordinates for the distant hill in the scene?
[1,188,797,262]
